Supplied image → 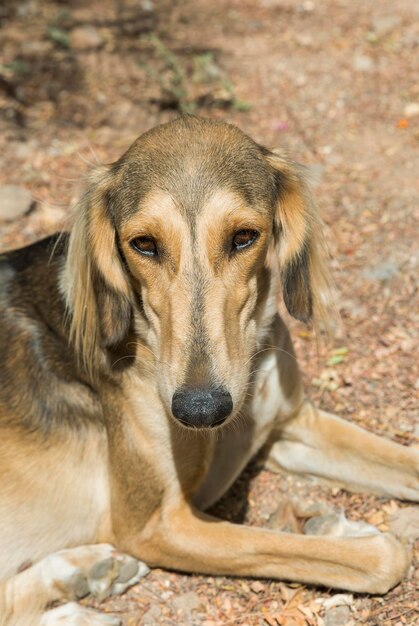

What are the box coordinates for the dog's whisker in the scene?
[75,149,102,169]
[255,342,299,363]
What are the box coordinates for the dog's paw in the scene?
[41,602,121,626]
[360,532,412,594]
[40,544,149,602]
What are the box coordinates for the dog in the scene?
[0,116,417,626]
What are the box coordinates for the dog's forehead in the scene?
[111,117,276,224]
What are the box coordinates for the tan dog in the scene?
[0,116,417,626]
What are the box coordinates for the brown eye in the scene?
[232,229,259,251]
[131,236,158,257]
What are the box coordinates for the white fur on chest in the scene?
[249,351,283,451]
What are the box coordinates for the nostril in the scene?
[211,389,233,421]
[171,386,233,428]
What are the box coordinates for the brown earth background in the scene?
[0,1,418,624]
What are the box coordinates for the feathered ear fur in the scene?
[62,166,132,376]
[265,149,334,330]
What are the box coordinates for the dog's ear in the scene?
[264,149,333,328]
[63,166,132,375]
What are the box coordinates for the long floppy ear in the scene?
[265,149,334,330]
[62,166,132,376]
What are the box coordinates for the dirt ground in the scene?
[0,1,418,624]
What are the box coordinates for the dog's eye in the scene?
[130,236,158,257]
[232,230,259,251]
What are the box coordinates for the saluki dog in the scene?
[0,116,417,625]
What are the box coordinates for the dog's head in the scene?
[64,116,332,429]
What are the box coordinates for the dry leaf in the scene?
[326,347,349,366]
[277,614,305,626]
[250,580,265,593]
[382,500,399,515]
[298,605,314,618]
[279,583,292,602]
[365,510,385,525]
[322,594,354,610]
[285,587,304,608]
[309,600,322,614]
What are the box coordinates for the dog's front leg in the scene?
[117,501,409,594]
[265,401,419,501]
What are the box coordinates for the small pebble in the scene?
[353,54,374,72]
[250,580,265,593]
[371,15,401,37]
[404,102,419,118]
[70,26,104,49]
[172,591,201,613]
[325,605,352,626]
[363,261,398,281]
[0,185,34,221]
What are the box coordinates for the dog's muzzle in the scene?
[171,386,233,428]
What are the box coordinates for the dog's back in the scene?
[0,237,110,582]
[0,235,104,432]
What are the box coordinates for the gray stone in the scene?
[372,15,401,37]
[340,299,368,319]
[70,26,104,49]
[14,141,37,159]
[0,185,34,221]
[172,591,201,613]
[16,0,38,18]
[20,39,52,55]
[404,102,419,118]
[141,0,154,11]
[353,54,374,72]
[363,261,398,281]
[325,605,352,626]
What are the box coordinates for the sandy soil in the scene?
[0,1,418,624]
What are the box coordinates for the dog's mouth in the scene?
[170,386,233,430]
[174,414,230,430]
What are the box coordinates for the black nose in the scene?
[171,386,233,428]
